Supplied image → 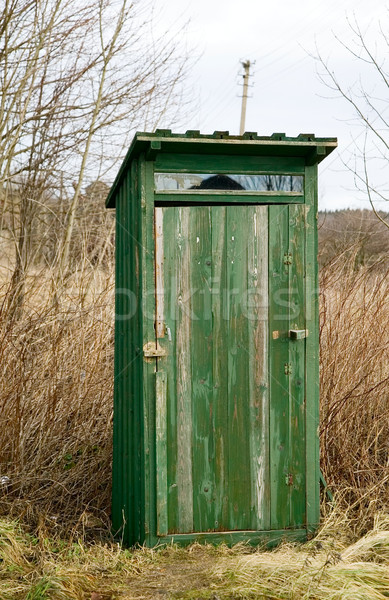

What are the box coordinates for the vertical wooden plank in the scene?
[226,205,251,530]
[115,178,133,544]
[190,206,214,532]
[160,207,179,534]
[141,157,158,546]
[269,204,291,530]
[123,174,133,543]
[211,206,229,530]
[155,203,169,534]
[156,370,168,535]
[288,204,306,526]
[132,158,143,544]
[304,164,320,533]
[175,207,194,532]
[112,184,124,538]
[155,207,165,339]
[247,205,270,530]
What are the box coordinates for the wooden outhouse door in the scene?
[152,202,306,536]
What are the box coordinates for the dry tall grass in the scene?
[0,267,115,533]
[319,251,389,530]
[0,242,388,536]
[2,513,389,599]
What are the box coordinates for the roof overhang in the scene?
[106,130,337,208]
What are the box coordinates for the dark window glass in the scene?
[155,173,303,192]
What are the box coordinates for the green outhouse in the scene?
[106,130,337,547]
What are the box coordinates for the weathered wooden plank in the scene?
[226,205,252,530]
[160,207,179,534]
[112,183,124,537]
[269,205,291,530]
[154,207,165,339]
[247,205,270,530]
[124,172,134,542]
[156,191,303,197]
[132,158,143,543]
[156,527,308,548]
[175,207,194,532]
[304,165,320,533]
[156,371,168,535]
[155,192,304,205]
[142,157,158,546]
[190,206,214,532]
[288,204,306,527]
[155,153,305,174]
[211,206,229,531]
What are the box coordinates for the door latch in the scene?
[289,329,308,340]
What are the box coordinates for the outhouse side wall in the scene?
[112,157,144,546]
[303,162,320,533]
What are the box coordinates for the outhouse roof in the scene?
[106,130,337,208]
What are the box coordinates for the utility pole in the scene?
[239,60,251,135]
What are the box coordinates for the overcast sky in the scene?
[152,0,388,212]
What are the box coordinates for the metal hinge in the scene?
[284,363,292,375]
[283,251,293,265]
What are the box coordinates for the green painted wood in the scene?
[154,192,304,205]
[111,156,145,547]
[175,207,194,533]
[304,164,320,533]
[190,206,214,532]
[211,205,229,531]
[156,370,168,536]
[123,174,132,542]
[158,206,273,534]
[141,157,158,546]
[154,527,308,548]
[109,132,335,546]
[247,205,270,530]
[154,153,305,174]
[159,206,179,534]
[111,184,124,538]
[288,204,306,527]
[132,158,143,544]
[269,205,291,530]
[226,205,251,529]
[107,132,336,208]
[268,204,306,530]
